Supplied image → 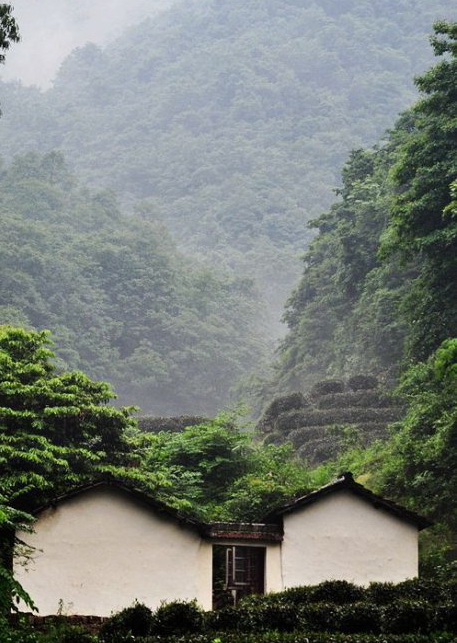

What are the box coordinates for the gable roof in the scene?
[262,472,432,530]
[33,480,207,535]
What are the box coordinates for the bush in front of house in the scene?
[98,602,154,642]
[132,633,456,643]
[308,580,365,604]
[151,600,205,636]
[337,602,382,634]
[39,623,97,643]
[382,600,432,634]
[277,584,314,604]
[395,578,448,603]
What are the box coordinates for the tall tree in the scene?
[382,21,457,360]
[0,325,136,511]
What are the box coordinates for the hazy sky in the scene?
[1,0,175,88]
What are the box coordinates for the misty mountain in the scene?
[0,0,175,88]
[0,151,266,414]
[0,0,455,324]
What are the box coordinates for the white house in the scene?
[14,473,430,616]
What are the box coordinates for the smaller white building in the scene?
[263,472,430,587]
[14,473,430,616]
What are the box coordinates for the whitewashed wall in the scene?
[280,489,419,587]
[15,486,212,616]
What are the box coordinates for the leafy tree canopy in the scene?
[0,0,454,318]
[0,152,266,414]
[128,412,314,521]
[0,325,136,511]
[266,20,457,400]
[0,4,19,64]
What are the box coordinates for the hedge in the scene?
[134,633,455,643]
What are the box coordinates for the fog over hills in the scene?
[0,0,175,88]
[0,0,455,413]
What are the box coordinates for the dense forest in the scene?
[0,0,455,333]
[0,151,267,414]
[267,19,457,392]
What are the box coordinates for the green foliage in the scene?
[0,0,455,324]
[0,325,138,511]
[37,623,96,643]
[130,413,312,521]
[0,494,36,640]
[382,21,457,360]
[272,140,409,394]
[375,338,457,530]
[152,600,204,636]
[99,602,154,642]
[205,578,457,637]
[308,581,365,605]
[100,600,204,642]
[0,4,19,65]
[0,617,39,643]
[266,19,457,420]
[0,151,266,414]
[133,634,456,643]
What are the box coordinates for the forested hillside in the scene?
[0,152,265,414]
[271,20,457,395]
[0,0,455,321]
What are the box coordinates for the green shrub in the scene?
[133,632,457,643]
[137,416,206,433]
[259,393,310,429]
[433,602,457,633]
[275,410,312,434]
[262,432,286,446]
[0,616,39,643]
[151,600,204,636]
[445,578,457,602]
[316,390,392,409]
[205,605,239,631]
[382,600,432,634]
[300,603,341,631]
[366,581,399,605]
[39,623,96,643]
[309,580,365,604]
[99,602,154,642]
[287,426,325,447]
[278,585,314,604]
[394,578,447,603]
[337,603,382,634]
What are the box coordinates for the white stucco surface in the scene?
[15,486,212,616]
[281,489,419,587]
[265,544,282,593]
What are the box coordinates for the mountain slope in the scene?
[0,0,455,320]
[0,152,266,414]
